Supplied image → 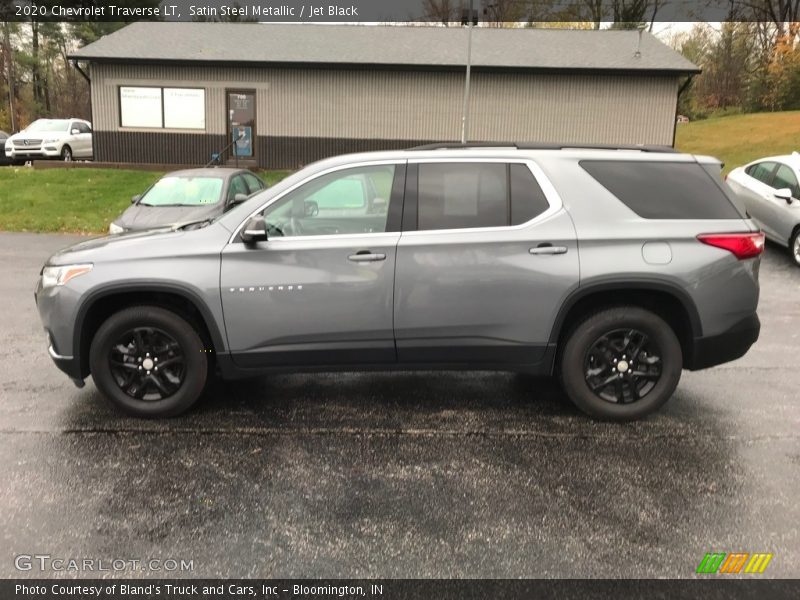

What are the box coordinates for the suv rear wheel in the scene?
[89,306,208,417]
[558,306,682,421]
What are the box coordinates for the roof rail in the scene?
[408,142,678,153]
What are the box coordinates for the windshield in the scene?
[139,176,224,206]
[25,119,71,133]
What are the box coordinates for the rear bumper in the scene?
[686,313,760,370]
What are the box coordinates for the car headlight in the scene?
[41,264,93,289]
[42,138,59,144]
[108,222,124,234]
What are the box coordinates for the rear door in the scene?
[393,159,578,370]
[71,121,92,158]
[220,161,405,368]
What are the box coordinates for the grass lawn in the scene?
[675,110,800,175]
[0,167,291,234]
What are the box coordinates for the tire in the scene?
[89,306,208,417]
[558,306,682,421]
[60,145,72,161]
[790,228,800,268]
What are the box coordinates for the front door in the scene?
[227,91,256,164]
[221,162,405,367]
[393,160,579,369]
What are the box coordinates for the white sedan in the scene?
[726,153,800,267]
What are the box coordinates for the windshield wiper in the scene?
[171,218,214,231]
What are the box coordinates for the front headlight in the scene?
[108,222,124,234]
[41,264,93,289]
[42,138,59,144]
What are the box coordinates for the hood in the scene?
[10,130,69,141]
[47,228,188,265]
[114,202,222,231]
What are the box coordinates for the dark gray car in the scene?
[109,168,266,233]
[35,144,762,421]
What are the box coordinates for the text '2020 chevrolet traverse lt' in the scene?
[35,144,762,420]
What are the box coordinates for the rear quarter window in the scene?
[579,160,743,220]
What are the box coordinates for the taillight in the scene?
[697,232,765,260]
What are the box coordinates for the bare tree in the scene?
[422,0,458,24]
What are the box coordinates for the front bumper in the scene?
[686,313,760,370]
[6,147,62,160]
[46,333,84,385]
[35,277,85,384]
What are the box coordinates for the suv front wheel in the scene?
[558,306,682,421]
[89,306,208,417]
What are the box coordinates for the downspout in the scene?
[72,60,90,84]
[672,73,695,148]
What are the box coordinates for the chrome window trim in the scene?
[228,156,564,244]
[227,159,404,244]
[404,157,564,236]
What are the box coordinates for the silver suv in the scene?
[35,144,763,420]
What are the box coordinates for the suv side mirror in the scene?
[131,194,141,204]
[71,128,80,135]
[241,215,268,244]
[774,188,794,204]
[232,193,249,204]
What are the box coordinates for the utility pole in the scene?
[459,0,475,144]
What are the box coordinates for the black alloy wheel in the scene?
[583,328,662,404]
[109,327,186,401]
[558,306,683,421]
[89,306,209,417]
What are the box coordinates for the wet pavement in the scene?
[1,231,798,578]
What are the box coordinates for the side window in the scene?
[510,164,551,225]
[580,160,742,220]
[242,173,264,194]
[228,175,249,202]
[746,162,777,186]
[262,165,396,237]
[418,163,507,230]
[81,123,92,134]
[772,164,800,199]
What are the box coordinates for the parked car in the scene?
[0,131,12,165]
[4,118,92,162]
[726,153,800,267]
[109,168,267,234]
[35,144,763,420]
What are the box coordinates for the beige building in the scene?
[70,23,699,169]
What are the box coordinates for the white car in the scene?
[726,152,800,267]
[4,118,93,163]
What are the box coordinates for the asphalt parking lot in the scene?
[0,231,798,579]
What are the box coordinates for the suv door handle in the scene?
[529,244,568,255]
[348,251,386,262]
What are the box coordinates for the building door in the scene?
[227,91,256,165]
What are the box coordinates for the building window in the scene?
[119,86,206,130]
